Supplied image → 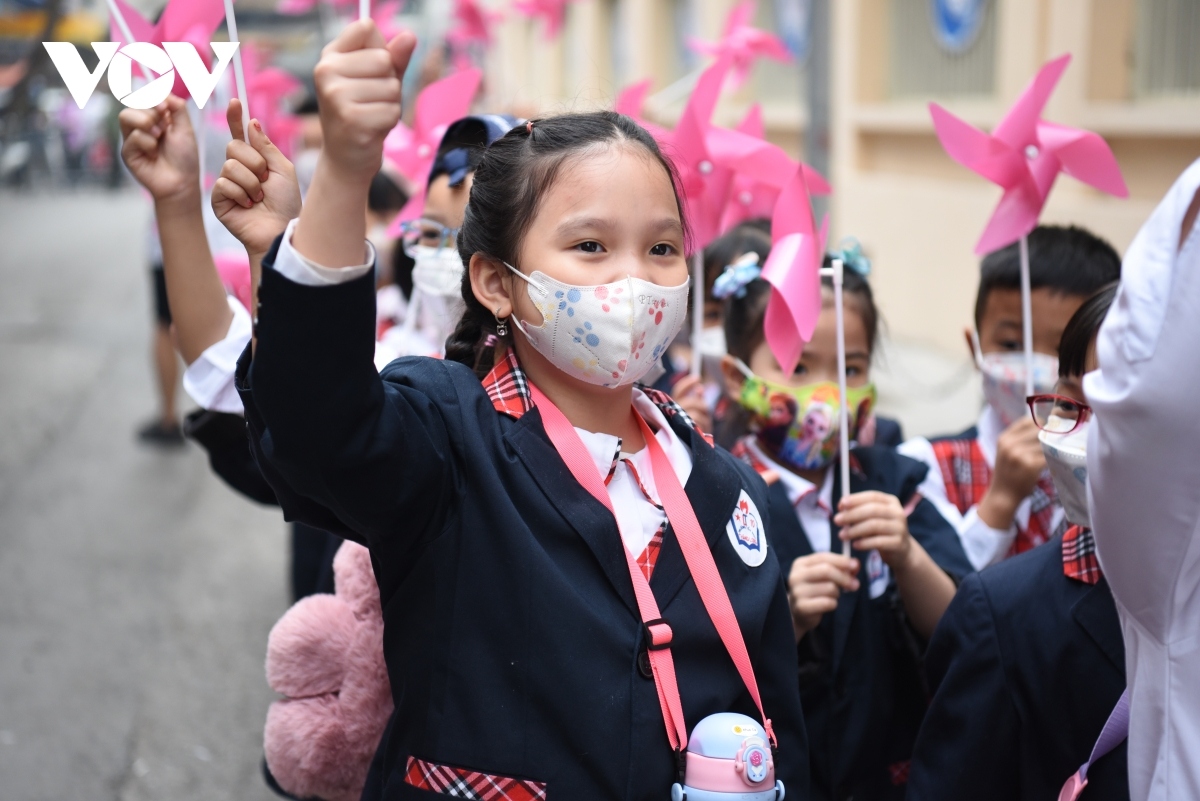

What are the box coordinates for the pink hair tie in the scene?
[525,120,534,135]
[483,334,498,348]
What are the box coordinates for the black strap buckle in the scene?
[643,617,673,651]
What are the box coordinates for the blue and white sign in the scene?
[930,0,988,53]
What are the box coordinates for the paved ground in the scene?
[0,188,287,801]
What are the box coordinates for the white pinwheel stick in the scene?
[360,0,370,22]
[1019,234,1035,397]
[105,0,136,46]
[222,0,250,137]
[691,251,704,376]
[820,259,852,557]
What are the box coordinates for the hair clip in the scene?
[830,237,871,277]
[525,120,534,135]
[712,252,763,300]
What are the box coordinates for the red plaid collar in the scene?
[484,351,533,420]
[482,351,709,445]
[1062,525,1103,585]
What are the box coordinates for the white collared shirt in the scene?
[575,391,695,559]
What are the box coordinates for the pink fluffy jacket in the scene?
[264,541,392,801]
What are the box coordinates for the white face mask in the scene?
[1038,417,1090,528]
[697,325,727,359]
[506,264,690,387]
[411,245,466,298]
[972,333,1059,427]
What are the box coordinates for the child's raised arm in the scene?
[119,96,231,364]
[292,22,416,269]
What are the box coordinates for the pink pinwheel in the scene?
[688,0,791,89]
[513,0,571,40]
[716,104,831,231]
[614,80,672,147]
[448,0,502,47]
[240,42,303,157]
[110,0,226,98]
[667,57,739,250]
[383,68,482,229]
[930,54,1128,254]
[760,166,828,375]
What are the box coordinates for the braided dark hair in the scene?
[445,111,690,377]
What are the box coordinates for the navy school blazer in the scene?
[906,534,1128,801]
[762,448,972,801]
[237,257,809,800]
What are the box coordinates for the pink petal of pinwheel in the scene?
[615,79,651,118]
[388,188,427,233]
[762,232,822,375]
[277,0,316,15]
[1037,121,1129,198]
[763,165,830,371]
[992,53,1070,150]
[109,0,154,43]
[726,0,756,36]
[737,103,764,138]
[414,69,481,140]
[771,163,817,240]
[160,0,226,44]
[975,180,1045,254]
[686,36,720,59]
[452,0,499,44]
[930,102,1026,189]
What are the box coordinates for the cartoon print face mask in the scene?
[734,359,878,471]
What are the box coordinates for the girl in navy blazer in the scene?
[714,262,972,801]
[233,21,807,800]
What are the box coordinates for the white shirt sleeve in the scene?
[1084,157,1200,801]
[182,295,252,414]
[1085,158,1200,645]
[271,217,375,287]
[898,436,1016,571]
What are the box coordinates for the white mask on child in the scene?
[411,245,466,297]
[1038,417,1090,528]
[506,264,690,387]
[972,332,1058,427]
[697,325,727,359]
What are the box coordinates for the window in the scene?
[1133,0,1200,97]
[752,0,807,104]
[888,0,996,98]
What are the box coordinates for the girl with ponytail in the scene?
[237,22,807,798]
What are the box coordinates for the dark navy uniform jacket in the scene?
[907,534,1128,801]
[760,447,972,801]
[235,258,809,800]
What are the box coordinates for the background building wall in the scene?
[480,0,1200,363]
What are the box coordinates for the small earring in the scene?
[494,307,509,337]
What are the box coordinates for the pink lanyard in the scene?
[529,384,776,762]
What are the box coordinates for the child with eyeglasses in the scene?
[909,284,1128,801]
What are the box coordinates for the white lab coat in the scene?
[1085,157,1200,801]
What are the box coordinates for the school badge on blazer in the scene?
[727,491,768,567]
